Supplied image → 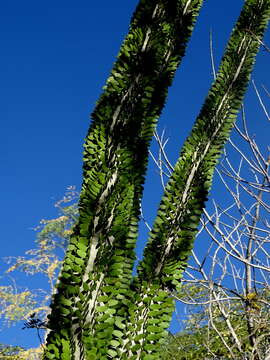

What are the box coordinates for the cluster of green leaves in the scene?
[44,1,204,358]
[43,0,270,359]
[137,0,270,288]
[130,0,270,356]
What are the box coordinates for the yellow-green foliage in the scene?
[0,188,79,359]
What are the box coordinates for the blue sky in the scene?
[1,0,269,350]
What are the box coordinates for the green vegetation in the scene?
[161,290,270,359]
[1,1,269,359]
[43,0,270,359]
[0,188,78,360]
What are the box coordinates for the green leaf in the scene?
[110,340,120,348]
[107,349,118,357]
[112,330,124,338]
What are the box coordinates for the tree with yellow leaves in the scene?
[0,187,79,360]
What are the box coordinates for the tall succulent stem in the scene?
[44,1,203,359]
[44,0,270,359]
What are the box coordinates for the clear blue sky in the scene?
[1,0,269,350]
